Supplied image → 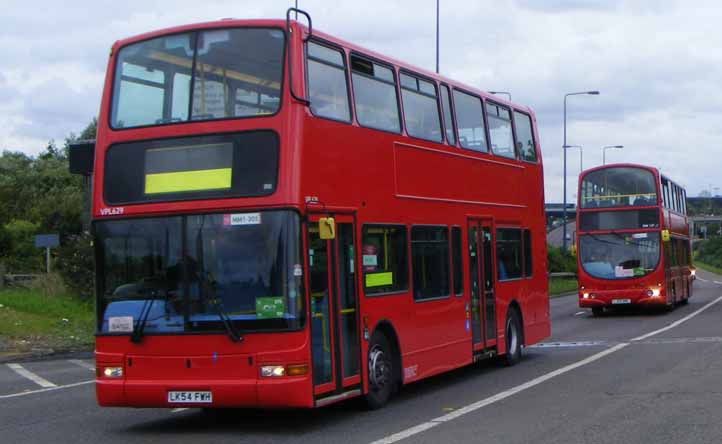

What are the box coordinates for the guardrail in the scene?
[548,272,577,278]
[1,274,41,288]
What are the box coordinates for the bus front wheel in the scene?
[366,332,395,409]
[591,307,604,316]
[501,308,522,366]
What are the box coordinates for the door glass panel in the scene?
[308,226,332,385]
[337,223,359,378]
[468,226,481,345]
[482,227,496,340]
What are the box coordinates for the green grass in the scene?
[549,277,578,297]
[0,288,94,354]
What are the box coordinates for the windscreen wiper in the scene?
[130,299,154,343]
[207,294,243,343]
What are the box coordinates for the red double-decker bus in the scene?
[576,164,692,315]
[75,9,549,409]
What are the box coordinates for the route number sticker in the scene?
[108,316,133,333]
[224,213,261,226]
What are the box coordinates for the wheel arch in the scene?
[371,320,403,387]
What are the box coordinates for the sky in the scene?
[1,0,721,202]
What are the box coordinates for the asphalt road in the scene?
[2,271,721,444]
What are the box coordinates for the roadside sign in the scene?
[34,234,59,249]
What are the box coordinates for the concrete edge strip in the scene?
[0,380,93,400]
[369,294,722,444]
[6,363,57,388]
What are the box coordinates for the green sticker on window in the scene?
[633,268,645,276]
[365,272,393,287]
[256,297,285,319]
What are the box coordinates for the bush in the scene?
[1,219,42,273]
[55,232,94,300]
[547,245,577,273]
[696,238,722,268]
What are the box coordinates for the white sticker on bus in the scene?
[632,233,648,239]
[362,255,378,267]
[108,316,134,333]
[224,213,262,226]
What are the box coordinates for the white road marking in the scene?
[631,295,722,342]
[68,359,95,371]
[6,363,57,388]
[369,294,722,444]
[714,281,722,285]
[0,380,93,400]
[171,408,189,413]
[697,278,709,282]
[574,311,586,316]
[369,343,628,444]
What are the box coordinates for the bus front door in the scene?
[307,215,361,403]
[468,219,497,352]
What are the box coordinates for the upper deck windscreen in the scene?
[110,27,284,129]
[580,167,657,209]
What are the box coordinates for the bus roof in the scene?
[111,17,534,115]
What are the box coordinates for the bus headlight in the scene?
[582,292,590,299]
[647,288,661,297]
[100,367,123,378]
[691,269,696,277]
[260,366,285,377]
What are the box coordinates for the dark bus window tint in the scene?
[514,111,537,162]
[362,225,407,294]
[307,42,351,122]
[487,103,515,159]
[440,85,456,145]
[496,228,523,280]
[351,56,400,133]
[452,227,463,295]
[400,73,442,142]
[523,229,532,277]
[579,209,660,231]
[411,226,450,300]
[452,90,487,152]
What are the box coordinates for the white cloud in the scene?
[1,0,721,198]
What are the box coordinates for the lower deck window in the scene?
[411,226,450,300]
[362,225,408,294]
[496,228,523,280]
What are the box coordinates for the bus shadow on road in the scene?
[117,355,542,437]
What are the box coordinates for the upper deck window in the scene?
[580,167,657,209]
[452,90,487,152]
[487,103,514,159]
[306,41,351,122]
[440,85,456,145]
[399,73,442,143]
[514,111,537,162]
[111,28,285,129]
[350,56,401,133]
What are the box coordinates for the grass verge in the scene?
[0,288,94,354]
[549,277,577,297]
[693,261,722,276]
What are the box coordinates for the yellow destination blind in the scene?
[144,143,233,195]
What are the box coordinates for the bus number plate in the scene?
[612,299,631,305]
[167,391,212,403]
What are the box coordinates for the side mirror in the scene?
[319,217,336,240]
[69,140,95,175]
[661,229,670,243]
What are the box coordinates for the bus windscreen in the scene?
[580,167,657,209]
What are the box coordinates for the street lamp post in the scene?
[489,91,511,100]
[602,145,624,165]
[563,145,583,173]
[563,91,599,251]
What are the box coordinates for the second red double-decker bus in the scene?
[576,163,693,315]
[75,9,550,410]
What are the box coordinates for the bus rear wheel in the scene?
[501,308,522,366]
[365,332,395,409]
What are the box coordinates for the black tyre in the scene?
[591,307,604,317]
[501,308,522,366]
[365,332,395,409]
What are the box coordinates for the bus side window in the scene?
[487,102,515,159]
[362,225,408,295]
[514,111,537,163]
[399,73,443,143]
[440,85,456,146]
[411,226,450,301]
[451,227,463,295]
[523,229,532,277]
[350,55,401,133]
[306,41,351,122]
[496,228,523,280]
[453,89,488,152]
